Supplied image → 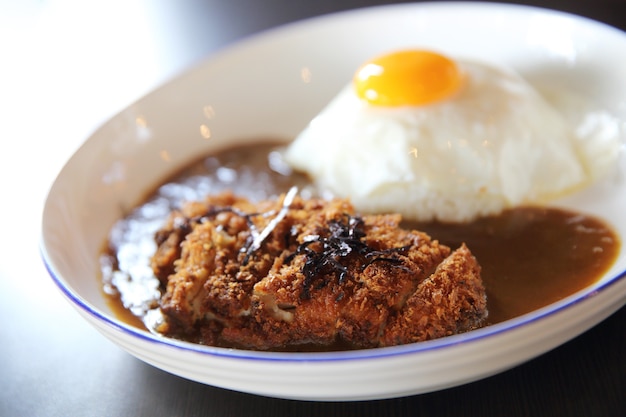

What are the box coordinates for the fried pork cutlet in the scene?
[151,190,487,350]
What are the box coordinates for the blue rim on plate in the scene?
[40,243,626,361]
[37,1,626,401]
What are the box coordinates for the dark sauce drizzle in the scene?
[285,214,411,299]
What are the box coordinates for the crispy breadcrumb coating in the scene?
[151,191,487,350]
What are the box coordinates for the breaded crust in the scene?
[151,191,488,350]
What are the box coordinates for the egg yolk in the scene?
[353,50,462,107]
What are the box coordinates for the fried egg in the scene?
[284,49,622,222]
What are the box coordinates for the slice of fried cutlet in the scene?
[380,244,487,346]
[152,191,488,349]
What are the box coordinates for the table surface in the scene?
[1,1,624,416]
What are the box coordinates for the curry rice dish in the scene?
[101,144,619,352]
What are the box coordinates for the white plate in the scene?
[40,2,626,401]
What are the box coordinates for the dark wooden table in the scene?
[1,1,624,416]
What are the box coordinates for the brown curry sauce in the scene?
[101,143,620,333]
[409,208,619,324]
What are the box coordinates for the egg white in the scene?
[284,59,623,222]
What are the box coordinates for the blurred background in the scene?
[2,0,625,194]
[2,0,625,220]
